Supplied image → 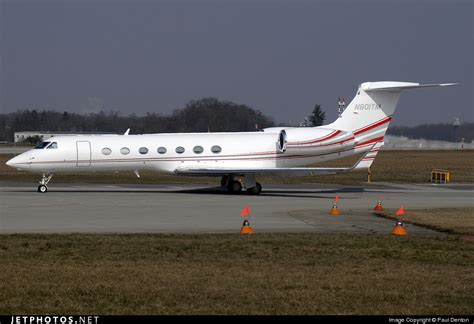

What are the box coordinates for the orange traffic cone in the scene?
[391,219,407,236]
[329,204,340,215]
[391,207,407,235]
[328,196,340,215]
[373,200,384,211]
[240,219,254,234]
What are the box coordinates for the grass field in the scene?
[1,150,473,184]
[1,208,474,315]
[376,208,474,237]
[1,233,472,315]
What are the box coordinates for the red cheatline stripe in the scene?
[29,145,361,165]
[354,116,392,135]
[288,130,341,145]
[288,135,355,149]
[355,136,384,148]
[288,130,336,145]
[31,138,381,166]
[354,115,392,133]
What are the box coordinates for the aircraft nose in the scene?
[5,154,31,169]
[6,156,17,166]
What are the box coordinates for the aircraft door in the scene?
[76,141,91,167]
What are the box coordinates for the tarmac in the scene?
[1,181,472,235]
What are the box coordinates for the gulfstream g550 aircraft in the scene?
[6,81,456,194]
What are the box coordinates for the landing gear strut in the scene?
[243,173,262,195]
[37,173,53,193]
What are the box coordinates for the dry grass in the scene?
[1,150,473,184]
[0,233,473,315]
[375,208,474,236]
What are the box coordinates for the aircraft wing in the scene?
[174,142,380,177]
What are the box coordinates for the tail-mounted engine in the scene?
[285,127,355,154]
[265,127,355,154]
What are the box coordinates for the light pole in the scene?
[337,97,346,118]
[452,117,460,142]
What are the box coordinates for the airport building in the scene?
[384,135,473,150]
[14,131,113,144]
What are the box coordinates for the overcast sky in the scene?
[1,0,472,126]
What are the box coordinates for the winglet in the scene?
[123,128,130,136]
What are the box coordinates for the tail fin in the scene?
[328,81,457,147]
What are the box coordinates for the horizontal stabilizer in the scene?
[362,82,458,92]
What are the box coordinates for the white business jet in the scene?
[6,81,456,194]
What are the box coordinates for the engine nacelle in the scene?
[269,127,355,154]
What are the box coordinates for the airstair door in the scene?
[76,141,91,167]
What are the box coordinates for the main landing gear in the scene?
[221,175,262,195]
[246,182,262,195]
[37,173,53,193]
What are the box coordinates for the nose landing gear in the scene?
[37,173,53,193]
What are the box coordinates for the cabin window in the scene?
[47,142,58,149]
[211,145,222,154]
[35,142,51,149]
[139,147,149,154]
[175,146,185,154]
[102,148,112,155]
[120,147,130,155]
[157,147,167,154]
[193,146,204,154]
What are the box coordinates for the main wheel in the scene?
[228,180,242,193]
[37,184,48,193]
[247,182,262,195]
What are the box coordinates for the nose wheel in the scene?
[37,173,53,193]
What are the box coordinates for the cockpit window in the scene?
[34,142,51,149]
[47,142,58,149]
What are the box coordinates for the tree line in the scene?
[0,98,275,142]
[0,97,471,143]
